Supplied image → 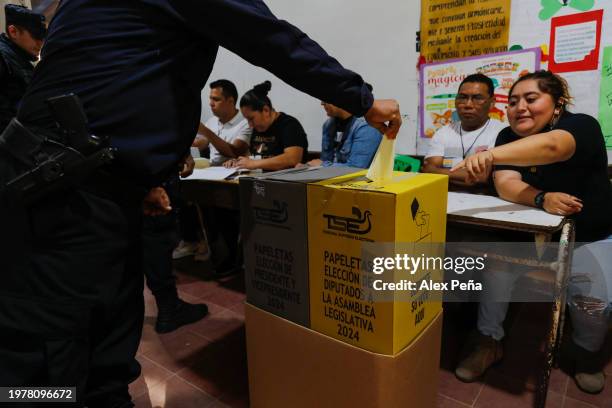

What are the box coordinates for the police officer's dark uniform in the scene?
[0,1,375,407]
[0,5,46,131]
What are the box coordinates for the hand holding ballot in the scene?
[364,99,402,139]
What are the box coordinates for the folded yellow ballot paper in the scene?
[366,135,395,182]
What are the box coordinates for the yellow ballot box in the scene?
[307,170,448,354]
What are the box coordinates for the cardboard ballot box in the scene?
[308,170,448,354]
[240,167,361,327]
[245,303,442,408]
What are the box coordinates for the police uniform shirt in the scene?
[17,0,373,185]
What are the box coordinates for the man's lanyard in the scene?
[460,119,490,159]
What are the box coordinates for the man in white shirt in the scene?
[194,79,251,165]
[422,73,505,187]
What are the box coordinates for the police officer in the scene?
[0,4,46,131]
[0,1,401,407]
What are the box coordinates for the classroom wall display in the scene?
[599,46,612,149]
[508,0,611,131]
[420,0,511,62]
[549,9,604,73]
[419,48,540,139]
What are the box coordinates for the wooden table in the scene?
[180,177,240,210]
[447,192,575,408]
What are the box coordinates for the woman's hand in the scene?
[451,150,494,183]
[542,192,583,216]
[306,159,322,167]
[235,156,256,169]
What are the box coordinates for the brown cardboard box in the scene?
[245,303,442,408]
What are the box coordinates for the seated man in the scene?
[422,73,505,187]
[175,79,250,263]
[193,79,251,166]
[308,85,382,168]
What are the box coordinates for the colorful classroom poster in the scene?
[598,46,612,149]
[549,10,603,73]
[420,0,511,62]
[419,48,540,139]
[508,1,610,118]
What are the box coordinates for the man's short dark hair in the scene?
[209,79,238,103]
[458,73,494,97]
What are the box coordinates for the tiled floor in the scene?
[132,263,611,408]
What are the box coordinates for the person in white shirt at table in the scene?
[193,79,251,165]
[422,73,506,187]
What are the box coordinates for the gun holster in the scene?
[0,118,115,205]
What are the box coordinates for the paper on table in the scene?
[366,135,396,182]
[184,167,238,180]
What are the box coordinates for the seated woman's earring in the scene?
[550,101,564,128]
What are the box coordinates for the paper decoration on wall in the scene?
[419,48,540,138]
[598,46,612,149]
[549,9,603,73]
[540,44,550,63]
[420,0,511,62]
[538,0,596,21]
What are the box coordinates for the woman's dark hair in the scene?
[509,70,573,108]
[240,81,273,111]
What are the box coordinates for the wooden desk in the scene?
[180,178,240,210]
[447,192,575,408]
[447,191,565,241]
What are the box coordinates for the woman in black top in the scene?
[453,71,612,393]
[226,81,308,171]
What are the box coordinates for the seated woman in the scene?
[452,71,612,393]
[307,85,382,168]
[226,81,308,171]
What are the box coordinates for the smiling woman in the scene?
[451,70,612,393]
[452,71,611,235]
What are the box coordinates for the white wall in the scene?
[202,0,421,155]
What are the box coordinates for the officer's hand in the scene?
[180,154,195,178]
[364,99,402,139]
[143,187,172,216]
